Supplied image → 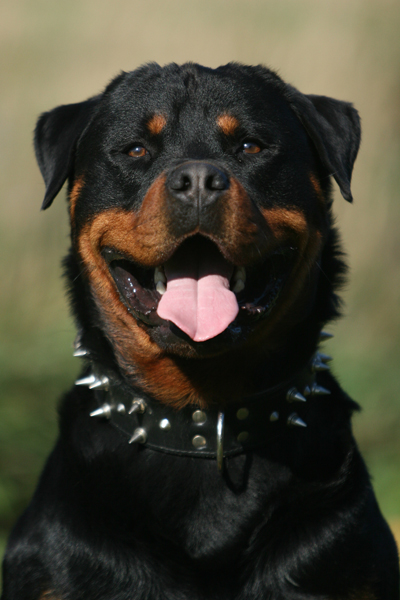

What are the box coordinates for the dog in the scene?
[1,62,399,600]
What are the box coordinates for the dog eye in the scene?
[242,142,261,154]
[128,145,148,158]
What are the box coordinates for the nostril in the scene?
[170,173,192,191]
[181,175,191,191]
[168,162,229,199]
[205,172,229,191]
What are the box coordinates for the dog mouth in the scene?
[103,236,294,343]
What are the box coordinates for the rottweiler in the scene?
[1,62,399,600]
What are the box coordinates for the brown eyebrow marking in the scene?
[309,173,325,203]
[69,175,85,223]
[217,114,240,136]
[147,114,167,135]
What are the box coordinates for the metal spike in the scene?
[286,387,307,403]
[88,376,110,391]
[75,374,97,387]
[128,399,146,415]
[311,359,330,373]
[269,411,279,422]
[316,352,333,363]
[287,412,307,428]
[116,403,126,414]
[311,384,331,396]
[303,383,331,396]
[319,331,333,341]
[128,427,147,444]
[90,403,112,419]
[73,332,83,349]
[73,347,90,358]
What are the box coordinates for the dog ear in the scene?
[34,97,100,210]
[286,87,361,202]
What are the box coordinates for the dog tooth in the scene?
[154,266,166,284]
[233,267,246,283]
[156,281,166,295]
[232,279,245,294]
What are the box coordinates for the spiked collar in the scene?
[74,332,333,471]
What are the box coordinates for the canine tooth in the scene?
[154,266,166,284]
[156,281,166,295]
[233,279,245,294]
[233,267,246,282]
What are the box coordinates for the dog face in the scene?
[35,63,360,404]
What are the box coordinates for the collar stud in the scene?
[236,408,249,420]
[192,410,207,424]
[192,435,207,448]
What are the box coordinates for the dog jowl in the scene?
[1,63,398,600]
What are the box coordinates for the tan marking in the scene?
[245,204,324,349]
[217,114,240,136]
[38,592,60,600]
[261,207,309,241]
[77,174,206,407]
[345,588,377,600]
[309,172,325,203]
[69,175,84,223]
[81,176,172,267]
[208,177,273,265]
[147,114,167,135]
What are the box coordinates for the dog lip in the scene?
[102,247,129,265]
[106,253,164,326]
[102,241,295,334]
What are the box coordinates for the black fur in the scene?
[2,63,398,600]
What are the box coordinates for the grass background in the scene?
[1,0,399,569]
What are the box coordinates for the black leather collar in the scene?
[75,344,333,470]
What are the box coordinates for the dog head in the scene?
[34,63,360,404]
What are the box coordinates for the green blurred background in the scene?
[1,0,399,567]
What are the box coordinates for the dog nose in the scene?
[167,162,229,207]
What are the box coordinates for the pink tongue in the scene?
[157,242,239,342]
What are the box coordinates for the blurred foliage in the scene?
[1,0,399,568]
